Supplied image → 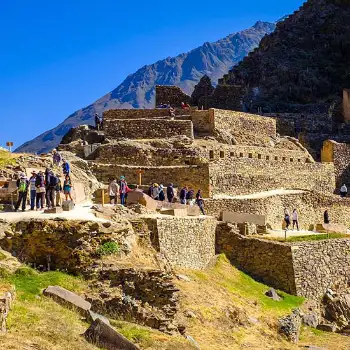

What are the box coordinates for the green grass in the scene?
[4,267,87,301]
[213,255,304,315]
[96,241,120,257]
[111,320,153,346]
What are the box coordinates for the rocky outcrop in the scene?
[191,75,215,109]
[279,308,302,343]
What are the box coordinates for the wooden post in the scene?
[136,168,145,186]
[102,189,105,207]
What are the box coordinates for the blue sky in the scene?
[0,0,303,149]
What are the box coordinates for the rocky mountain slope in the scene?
[222,0,350,112]
[16,21,275,154]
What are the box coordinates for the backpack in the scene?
[49,175,58,188]
[18,179,27,192]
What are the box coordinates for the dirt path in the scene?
[213,189,307,200]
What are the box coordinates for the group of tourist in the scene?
[284,208,300,231]
[156,102,191,119]
[108,176,130,206]
[14,149,74,212]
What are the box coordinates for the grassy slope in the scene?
[0,258,350,349]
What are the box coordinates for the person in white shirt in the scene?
[292,209,299,231]
[340,184,348,198]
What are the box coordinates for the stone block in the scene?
[127,191,158,211]
[265,288,281,301]
[62,200,75,211]
[160,209,188,217]
[44,207,63,214]
[316,223,348,235]
[84,318,140,350]
[222,211,266,226]
[317,323,337,332]
[187,205,200,216]
[43,285,91,317]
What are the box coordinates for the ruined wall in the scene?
[103,109,171,120]
[292,239,350,299]
[104,119,194,140]
[322,140,350,189]
[209,158,335,197]
[90,163,210,197]
[205,191,350,230]
[210,109,276,146]
[155,85,192,108]
[146,216,216,270]
[190,110,212,134]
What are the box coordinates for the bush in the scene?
[96,241,120,257]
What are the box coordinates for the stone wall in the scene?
[209,158,335,197]
[90,163,211,197]
[210,109,277,146]
[104,119,194,140]
[216,230,350,299]
[155,86,192,108]
[205,191,350,230]
[322,140,350,189]
[103,109,171,120]
[145,216,216,270]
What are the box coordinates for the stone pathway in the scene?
[0,203,107,223]
[264,229,350,239]
[213,189,306,200]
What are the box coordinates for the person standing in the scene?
[180,186,188,205]
[186,188,195,205]
[95,113,101,130]
[108,179,120,205]
[63,174,73,201]
[52,149,62,167]
[55,174,62,207]
[62,159,70,176]
[152,183,160,200]
[195,189,206,215]
[15,173,29,212]
[324,210,330,224]
[29,171,37,210]
[47,171,58,208]
[340,184,348,198]
[284,208,291,230]
[119,176,127,206]
[159,185,165,201]
[292,209,299,231]
[35,171,46,210]
[167,183,174,203]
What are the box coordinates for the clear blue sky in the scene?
[0,0,303,149]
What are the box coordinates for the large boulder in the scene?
[279,308,302,343]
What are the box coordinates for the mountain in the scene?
[16,21,275,154]
[220,0,350,112]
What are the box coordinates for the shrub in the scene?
[96,241,120,257]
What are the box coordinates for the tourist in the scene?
[284,208,291,230]
[62,159,70,176]
[35,170,46,210]
[29,171,37,210]
[159,184,165,201]
[119,176,127,206]
[45,168,52,207]
[167,183,174,203]
[324,210,330,224]
[152,183,160,200]
[63,174,73,201]
[99,114,104,130]
[292,209,299,231]
[179,186,188,205]
[195,189,206,215]
[108,179,120,205]
[148,183,154,197]
[340,184,348,198]
[15,173,29,212]
[186,188,195,205]
[181,102,190,110]
[47,171,58,209]
[52,149,62,167]
[95,113,101,130]
[55,174,62,207]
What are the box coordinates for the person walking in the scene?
[152,183,160,200]
[340,184,348,198]
[180,186,188,205]
[15,173,29,212]
[195,189,206,215]
[63,174,73,201]
[52,149,62,167]
[324,210,330,224]
[108,179,120,205]
[167,183,174,203]
[35,171,46,210]
[47,171,58,208]
[119,176,127,206]
[28,171,37,210]
[284,208,291,230]
[186,188,195,205]
[55,174,62,207]
[292,209,299,231]
[159,185,165,201]
[62,159,70,176]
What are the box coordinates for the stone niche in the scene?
[144,216,216,270]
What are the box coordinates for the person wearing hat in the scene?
[52,149,62,167]
[159,184,165,201]
[152,183,160,200]
[35,170,46,210]
[15,173,29,212]
[62,159,70,176]
[55,174,63,207]
[29,171,37,210]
